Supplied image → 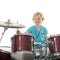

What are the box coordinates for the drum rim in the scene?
[48,34,60,40]
[49,34,60,37]
[14,33,33,36]
[11,34,34,39]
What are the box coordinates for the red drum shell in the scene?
[48,35,60,54]
[11,34,34,52]
[0,50,11,60]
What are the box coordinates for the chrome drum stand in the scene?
[34,42,53,60]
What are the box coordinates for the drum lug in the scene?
[54,37,57,52]
[19,47,21,50]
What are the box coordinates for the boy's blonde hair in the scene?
[32,12,44,20]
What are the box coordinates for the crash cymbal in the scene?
[0,20,25,28]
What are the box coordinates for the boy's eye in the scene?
[35,18,40,20]
[36,18,40,20]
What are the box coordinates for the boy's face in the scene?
[33,15,43,26]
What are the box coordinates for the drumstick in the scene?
[16,20,21,34]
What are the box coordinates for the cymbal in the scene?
[0,20,25,28]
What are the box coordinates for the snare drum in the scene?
[11,34,34,52]
[0,49,11,60]
[48,34,60,54]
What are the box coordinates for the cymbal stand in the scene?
[0,20,10,42]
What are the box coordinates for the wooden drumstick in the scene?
[16,20,21,34]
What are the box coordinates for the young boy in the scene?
[26,12,48,48]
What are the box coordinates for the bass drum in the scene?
[11,34,34,52]
[0,49,11,60]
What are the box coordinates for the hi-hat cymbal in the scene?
[0,20,25,28]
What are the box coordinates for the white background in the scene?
[0,0,60,51]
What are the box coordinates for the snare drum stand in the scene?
[34,44,42,60]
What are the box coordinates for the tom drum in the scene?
[48,34,60,55]
[11,34,34,52]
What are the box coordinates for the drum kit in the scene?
[0,20,60,60]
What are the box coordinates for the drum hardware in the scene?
[0,20,10,41]
[45,43,47,56]
[48,40,54,55]
[34,43,42,58]
[34,33,50,60]
[34,42,52,60]
[47,39,55,60]
[34,43,43,60]
[44,42,49,60]
[38,44,43,58]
